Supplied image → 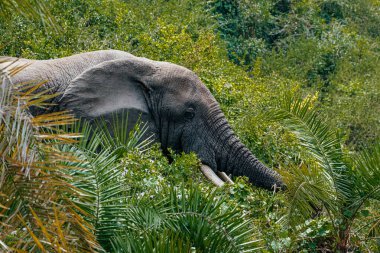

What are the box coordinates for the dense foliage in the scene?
[0,65,99,251]
[210,0,380,149]
[1,0,379,252]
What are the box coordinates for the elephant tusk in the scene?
[217,171,234,184]
[200,164,224,187]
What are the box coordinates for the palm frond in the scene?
[267,94,350,199]
[60,113,153,250]
[112,229,193,253]
[352,143,380,202]
[112,184,263,253]
[345,143,380,233]
[269,94,352,200]
[92,111,154,157]
[264,94,355,227]
[0,67,99,251]
[283,163,337,224]
[267,93,380,249]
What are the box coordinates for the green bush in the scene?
[2,0,380,251]
[210,0,380,150]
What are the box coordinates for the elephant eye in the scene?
[184,108,195,119]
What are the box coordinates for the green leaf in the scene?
[360,209,370,217]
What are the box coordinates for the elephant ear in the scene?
[61,58,157,118]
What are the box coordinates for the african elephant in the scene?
[2,50,284,190]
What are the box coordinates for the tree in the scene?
[270,94,380,252]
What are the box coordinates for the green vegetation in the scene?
[210,0,380,149]
[1,0,379,252]
[270,95,380,251]
[0,68,99,251]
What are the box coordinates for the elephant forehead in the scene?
[156,62,199,84]
[157,71,205,99]
[161,67,214,101]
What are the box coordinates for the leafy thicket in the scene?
[111,186,262,253]
[0,67,263,252]
[0,0,56,28]
[1,0,379,252]
[56,114,262,252]
[210,0,380,149]
[0,62,99,252]
[269,95,380,251]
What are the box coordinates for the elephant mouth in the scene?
[178,120,234,187]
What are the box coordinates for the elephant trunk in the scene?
[207,108,284,190]
[225,139,284,190]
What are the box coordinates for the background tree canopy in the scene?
[1,0,379,252]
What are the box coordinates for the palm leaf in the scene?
[92,111,154,157]
[268,93,380,248]
[0,64,99,251]
[345,143,380,234]
[112,229,193,253]
[264,94,355,226]
[112,184,263,253]
[269,94,352,199]
[60,113,153,250]
[352,143,380,203]
[282,163,337,224]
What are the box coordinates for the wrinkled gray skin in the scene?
[5,50,284,190]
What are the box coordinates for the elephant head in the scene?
[60,53,284,191]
